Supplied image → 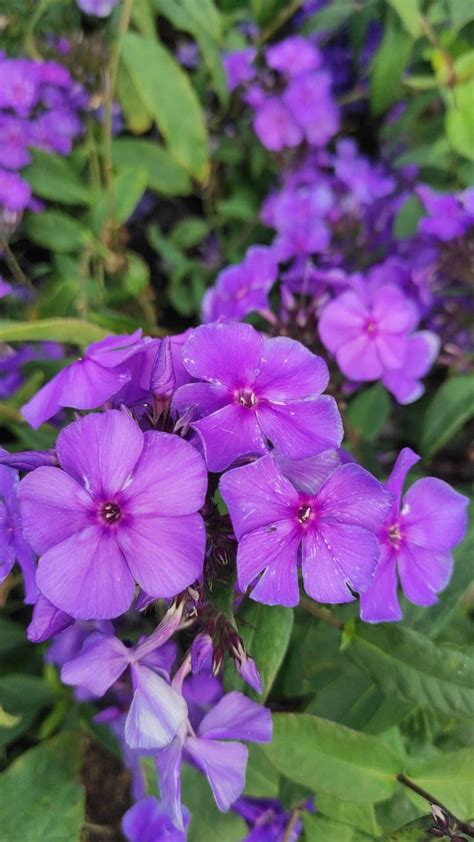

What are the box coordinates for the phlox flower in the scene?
[223,49,256,92]
[76,0,119,16]
[0,449,37,604]
[253,97,303,152]
[220,454,392,607]
[173,322,343,472]
[19,410,207,619]
[201,245,277,323]
[283,71,340,148]
[122,797,190,842]
[266,36,321,77]
[360,448,468,622]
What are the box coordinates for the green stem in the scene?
[397,773,474,837]
[300,596,344,629]
[0,238,34,291]
[259,0,305,44]
[23,0,55,58]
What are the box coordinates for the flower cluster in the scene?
[0,53,87,221]
[0,319,468,835]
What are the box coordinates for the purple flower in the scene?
[62,605,188,749]
[19,410,207,619]
[173,322,343,472]
[76,0,119,16]
[283,71,340,147]
[381,331,440,404]
[0,116,31,170]
[319,284,422,385]
[266,36,321,77]
[156,674,272,828]
[223,49,256,92]
[27,593,73,643]
[219,455,392,607]
[234,796,307,841]
[122,797,190,842]
[22,330,157,429]
[360,449,468,622]
[0,449,37,604]
[0,59,39,115]
[270,187,332,260]
[201,246,277,323]
[253,98,303,152]
[0,168,31,212]
[333,140,395,205]
[417,185,474,241]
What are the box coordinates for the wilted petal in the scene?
[185,737,248,812]
[155,736,185,830]
[27,593,73,642]
[0,449,58,471]
[61,631,130,696]
[198,691,272,743]
[125,663,188,750]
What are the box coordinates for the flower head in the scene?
[122,797,190,842]
[266,36,321,77]
[223,49,256,92]
[220,454,392,607]
[360,448,468,622]
[173,322,343,472]
[201,246,277,323]
[76,0,119,16]
[19,410,207,619]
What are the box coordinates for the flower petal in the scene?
[384,448,420,508]
[316,463,392,530]
[172,382,230,419]
[198,691,272,743]
[61,631,130,696]
[257,395,343,459]
[359,547,402,622]
[402,478,468,551]
[185,737,248,812]
[27,593,73,643]
[372,284,419,334]
[301,529,354,603]
[19,466,91,554]
[155,737,185,830]
[397,544,453,606]
[181,322,264,388]
[256,337,329,401]
[125,663,188,750]
[336,334,383,381]
[238,521,301,607]
[118,514,205,598]
[319,292,367,354]
[192,403,267,472]
[36,527,135,620]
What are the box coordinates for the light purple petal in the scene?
[27,593,73,643]
[13,533,38,604]
[122,431,207,517]
[275,450,341,495]
[172,382,230,418]
[181,322,264,388]
[185,737,248,812]
[56,409,144,498]
[238,521,301,607]
[87,329,143,366]
[122,795,187,842]
[256,337,329,401]
[198,691,272,743]
[336,334,383,381]
[192,403,267,472]
[319,292,367,354]
[397,544,454,606]
[257,395,343,459]
[219,455,298,540]
[371,284,419,334]
[61,631,129,696]
[125,663,188,750]
[36,526,135,620]
[19,466,92,554]
[302,521,379,602]
[384,448,420,508]
[402,478,468,551]
[374,332,408,370]
[301,528,354,603]
[317,463,392,530]
[155,736,186,830]
[359,547,402,622]
[118,514,205,598]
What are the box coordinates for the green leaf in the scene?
[122,251,150,296]
[317,792,380,836]
[227,602,294,701]
[387,0,421,37]
[0,675,54,747]
[263,714,403,803]
[421,375,474,458]
[0,615,26,653]
[447,0,474,31]
[347,384,391,442]
[24,210,92,253]
[446,97,474,161]
[407,749,474,820]
[0,731,85,841]
[244,744,280,798]
[116,62,153,134]
[0,318,108,346]
[122,32,209,181]
[301,0,354,33]
[304,812,355,842]
[370,23,413,114]
[393,196,424,239]
[0,707,21,729]
[385,816,434,841]
[112,138,192,195]
[91,166,148,232]
[181,764,246,842]
[23,149,91,206]
[346,622,474,718]
[171,217,210,249]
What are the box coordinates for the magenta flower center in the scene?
[235,388,257,408]
[364,318,378,336]
[297,503,313,524]
[99,501,122,525]
[387,522,402,547]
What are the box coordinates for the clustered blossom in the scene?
[0,52,87,217]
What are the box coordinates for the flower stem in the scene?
[0,237,34,291]
[397,773,474,837]
[300,596,344,629]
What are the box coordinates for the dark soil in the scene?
[81,742,131,842]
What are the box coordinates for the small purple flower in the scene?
[223,49,256,92]
[156,672,272,828]
[22,330,157,429]
[270,187,332,260]
[0,59,39,115]
[122,797,190,842]
[360,449,468,622]
[283,71,340,147]
[173,322,343,472]
[333,140,395,205]
[234,796,308,841]
[417,185,474,241]
[0,449,37,604]
[19,410,208,619]
[220,455,392,607]
[319,284,422,384]
[76,0,120,16]
[0,168,31,212]
[253,98,303,152]
[266,36,321,78]
[62,605,188,749]
[201,246,278,323]
[0,116,31,170]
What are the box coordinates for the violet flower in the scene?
[173,322,343,472]
[223,49,257,92]
[0,449,37,604]
[360,448,468,622]
[62,604,188,750]
[233,796,309,841]
[201,245,278,323]
[283,71,340,147]
[122,797,190,842]
[266,36,321,77]
[19,410,207,619]
[253,98,303,152]
[417,185,474,241]
[76,0,120,16]
[220,455,392,607]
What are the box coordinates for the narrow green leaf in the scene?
[407,749,474,820]
[0,731,85,841]
[346,622,474,718]
[116,62,153,134]
[421,375,474,458]
[122,32,209,181]
[393,196,424,239]
[370,23,413,114]
[386,816,434,841]
[24,210,92,253]
[0,675,54,747]
[23,149,90,206]
[112,138,192,195]
[446,99,474,161]
[0,318,108,347]
[304,812,354,842]
[387,0,421,37]
[263,714,403,803]
[347,384,391,442]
